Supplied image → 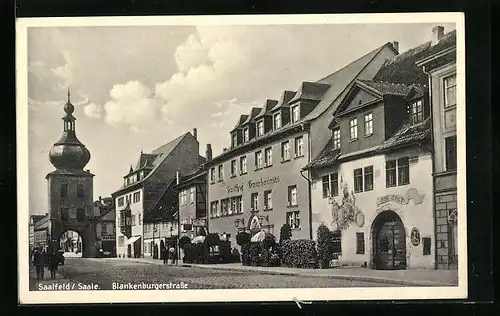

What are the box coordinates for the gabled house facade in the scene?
[205,41,399,247]
[112,129,204,258]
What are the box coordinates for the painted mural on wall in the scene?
[330,180,364,230]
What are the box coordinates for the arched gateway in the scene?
[45,90,99,258]
[371,210,407,270]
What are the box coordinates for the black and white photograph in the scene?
[16,13,466,304]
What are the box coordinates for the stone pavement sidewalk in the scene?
[117,257,459,287]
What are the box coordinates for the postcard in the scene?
[17,12,467,304]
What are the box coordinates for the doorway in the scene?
[372,211,406,270]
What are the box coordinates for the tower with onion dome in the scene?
[46,89,98,258]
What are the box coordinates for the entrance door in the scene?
[374,212,406,270]
[127,245,131,258]
[133,239,141,258]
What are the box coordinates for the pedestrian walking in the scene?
[33,247,45,280]
[169,246,176,265]
[162,247,168,265]
[48,251,59,279]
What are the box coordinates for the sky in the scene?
[27,22,456,215]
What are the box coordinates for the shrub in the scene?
[179,236,191,250]
[281,239,318,269]
[219,240,232,263]
[236,231,251,246]
[317,224,334,269]
[241,243,250,266]
[262,233,276,250]
[205,233,220,248]
[279,224,292,244]
[248,242,263,266]
[183,243,206,264]
[231,248,241,263]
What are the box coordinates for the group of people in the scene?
[162,246,177,265]
[31,247,59,280]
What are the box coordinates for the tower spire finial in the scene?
[67,86,71,103]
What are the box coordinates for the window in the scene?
[218,164,224,181]
[101,224,108,234]
[354,168,363,192]
[257,120,264,137]
[189,187,195,203]
[288,185,297,206]
[333,128,341,149]
[286,211,300,229]
[255,151,263,170]
[397,157,410,185]
[61,207,68,221]
[131,215,136,226]
[230,160,237,177]
[274,112,282,129]
[133,192,140,203]
[221,198,229,216]
[77,183,85,198]
[423,237,432,255]
[410,100,424,125]
[230,196,243,214]
[251,193,259,211]
[445,136,457,171]
[240,156,247,174]
[331,230,342,253]
[349,118,358,140]
[295,136,304,157]
[243,127,249,142]
[180,190,187,206]
[322,173,339,198]
[291,105,300,122]
[210,201,219,218]
[232,134,237,147]
[76,208,85,222]
[386,160,397,187]
[60,183,68,198]
[444,75,456,108]
[264,190,273,210]
[210,167,216,183]
[264,147,273,166]
[356,232,365,254]
[118,197,124,207]
[281,141,290,161]
[364,112,373,136]
[364,166,373,191]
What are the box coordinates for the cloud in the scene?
[51,51,74,85]
[84,102,102,118]
[103,81,164,131]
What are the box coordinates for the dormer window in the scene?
[333,128,341,149]
[232,133,238,148]
[243,127,249,142]
[274,113,282,129]
[256,120,264,137]
[410,99,424,125]
[291,105,300,123]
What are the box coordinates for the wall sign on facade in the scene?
[355,212,365,227]
[376,188,425,207]
[227,176,280,194]
[411,227,421,246]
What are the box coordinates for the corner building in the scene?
[205,42,399,244]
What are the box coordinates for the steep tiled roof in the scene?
[255,99,279,119]
[230,114,249,132]
[303,137,341,170]
[271,90,296,112]
[33,214,51,231]
[304,42,397,121]
[288,81,330,104]
[241,107,263,125]
[374,30,456,85]
[377,118,431,152]
[145,178,178,222]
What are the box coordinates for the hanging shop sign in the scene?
[410,227,421,246]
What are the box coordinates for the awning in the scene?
[125,236,141,245]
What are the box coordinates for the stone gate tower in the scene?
[46,89,98,258]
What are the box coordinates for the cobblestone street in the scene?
[29,258,396,290]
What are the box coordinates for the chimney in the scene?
[206,144,213,161]
[391,41,399,53]
[193,128,197,140]
[432,26,445,45]
[176,171,180,185]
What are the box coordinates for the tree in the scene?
[317,224,334,269]
[205,233,220,247]
[279,223,292,244]
[236,231,251,246]
[179,236,191,250]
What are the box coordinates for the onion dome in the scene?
[49,88,91,170]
